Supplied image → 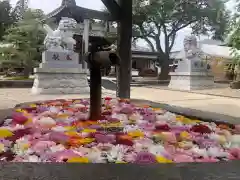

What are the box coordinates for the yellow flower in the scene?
[82,129,97,133]
[57,114,69,118]
[156,156,173,163]
[115,161,127,164]
[24,118,33,125]
[21,143,30,150]
[192,120,202,123]
[79,138,95,144]
[15,108,23,112]
[0,129,13,138]
[180,131,191,140]
[65,131,79,137]
[128,130,144,138]
[0,143,5,153]
[67,157,89,163]
[30,104,37,108]
[65,126,76,131]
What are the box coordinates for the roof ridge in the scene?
[61,0,76,6]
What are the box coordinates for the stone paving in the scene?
[0,87,239,119]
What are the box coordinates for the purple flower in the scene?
[143,114,156,122]
[134,152,157,164]
[94,133,116,144]
[49,132,70,144]
[120,106,134,114]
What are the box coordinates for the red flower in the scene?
[104,97,112,101]
[116,135,134,146]
[6,128,32,142]
[190,124,212,134]
[102,111,112,116]
[24,107,37,113]
[12,112,28,125]
[155,124,171,132]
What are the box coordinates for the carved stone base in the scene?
[168,72,215,91]
[31,67,90,94]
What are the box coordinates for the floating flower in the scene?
[0,129,13,138]
[156,156,172,163]
[134,152,157,164]
[128,130,144,138]
[67,157,90,163]
[12,112,28,125]
[179,131,192,141]
[49,132,70,144]
[38,117,56,128]
[190,124,212,134]
[173,154,194,163]
[0,98,237,163]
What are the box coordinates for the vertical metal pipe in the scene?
[89,67,102,120]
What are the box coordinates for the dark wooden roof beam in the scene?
[101,0,121,20]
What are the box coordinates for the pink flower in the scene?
[32,141,56,154]
[173,154,194,163]
[228,148,240,159]
[50,150,80,162]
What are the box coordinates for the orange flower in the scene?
[74,122,88,128]
[119,134,133,141]
[86,121,98,125]
[218,124,230,130]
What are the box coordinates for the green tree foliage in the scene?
[133,0,230,79]
[0,0,16,40]
[228,1,240,81]
[0,9,46,77]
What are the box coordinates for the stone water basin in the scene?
[0,98,239,164]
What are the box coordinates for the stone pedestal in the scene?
[168,72,214,91]
[32,51,89,94]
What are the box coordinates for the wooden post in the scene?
[116,0,132,99]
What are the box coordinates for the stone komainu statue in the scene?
[183,35,201,59]
[43,17,77,52]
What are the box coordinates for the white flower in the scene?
[73,104,85,108]
[229,135,240,148]
[148,144,166,156]
[49,107,60,113]
[86,147,106,163]
[123,125,139,133]
[191,146,208,157]
[51,126,66,132]
[112,113,128,122]
[207,147,228,158]
[49,144,65,153]
[106,145,125,162]
[3,119,12,125]
[38,117,56,127]
[27,155,41,162]
[129,113,142,121]
[12,137,32,156]
[0,143,6,153]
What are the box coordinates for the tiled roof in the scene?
[45,4,114,22]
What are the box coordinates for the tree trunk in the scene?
[158,56,170,80]
[235,65,240,81]
[23,64,31,78]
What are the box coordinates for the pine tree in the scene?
[0,9,45,77]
